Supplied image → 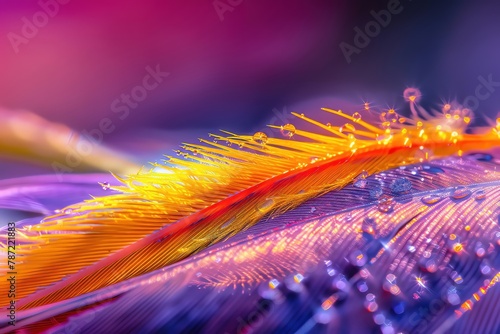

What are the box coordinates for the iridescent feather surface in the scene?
[1,89,500,333]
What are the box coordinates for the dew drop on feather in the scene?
[253,131,268,145]
[421,194,442,205]
[280,124,296,138]
[354,171,369,188]
[475,189,486,200]
[257,198,275,213]
[377,195,394,213]
[403,87,422,103]
[422,165,445,174]
[339,123,356,133]
[390,177,412,194]
[450,186,471,200]
[385,109,399,123]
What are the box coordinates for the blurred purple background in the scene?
[0,0,499,178]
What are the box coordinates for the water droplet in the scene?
[467,153,493,162]
[480,260,492,275]
[381,121,391,130]
[280,124,296,138]
[257,198,275,213]
[354,178,368,189]
[326,267,336,277]
[377,195,394,213]
[421,194,442,205]
[350,250,367,267]
[450,186,471,200]
[475,242,486,257]
[422,165,445,174]
[419,254,438,273]
[333,275,349,291]
[403,87,422,103]
[339,123,355,133]
[408,245,416,253]
[451,241,464,253]
[389,284,401,295]
[447,292,461,305]
[390,177,412,194]
[352,112,362,121]
[253,132,268,145]
[101,182,110,190]
[385,274,396,284]
[64,208,73,215]
[449,271,463,284]
[385,109,399,123]
[364,300,378,313]
[475,189,486,201]
[357,280,369,292]
[259,280,282,300]
[354,171,369,188]
[285,273,305,293]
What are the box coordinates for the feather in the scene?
[2,92,500,313]
[4,154,500,333]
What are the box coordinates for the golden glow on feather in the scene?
[2,97,500,309]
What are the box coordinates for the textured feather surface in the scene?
[4,103,500,310]
[4,155,500,333]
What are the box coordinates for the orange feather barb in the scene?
[2,89,500,310]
